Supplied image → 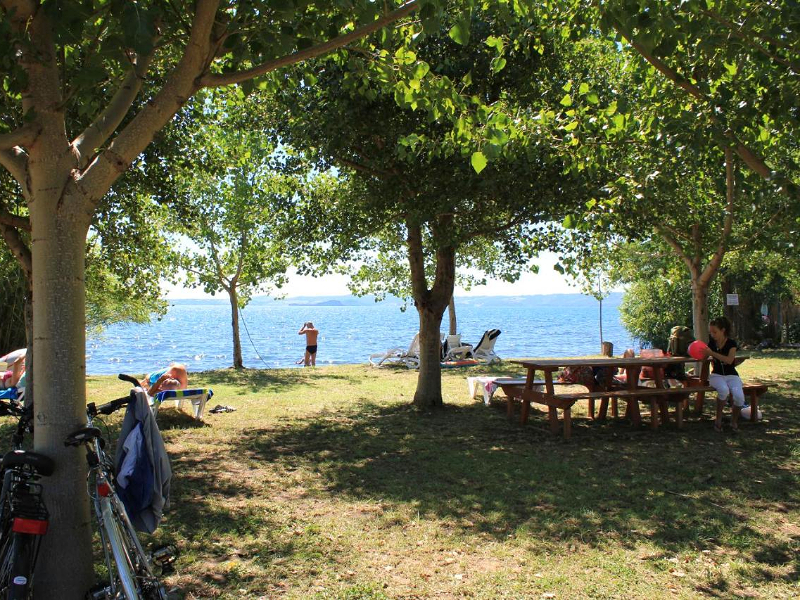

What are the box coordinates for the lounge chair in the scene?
[368,333,421,369]
[150,388,213,420]
[443,334,474,361]
[472,329,502,364]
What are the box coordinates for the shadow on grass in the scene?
[223,388,799,580]
[197,367,368,394]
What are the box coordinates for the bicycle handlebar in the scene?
[89,392,134,417]
[118,373,141,387]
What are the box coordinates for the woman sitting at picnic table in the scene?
[703,316,744,432]
[140,363,189,396]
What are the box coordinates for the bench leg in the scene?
[597,397,609,421]
[676,400,684,428]
[749,391,760,423]
[520,398,531,425]
[563,408,572,439]
[650,399,659,430]
[659,400,670,425]
[694,392,706,417]
[548,406,559,434]
[612,397,619,418]
[507,396,515,420]
[588,398,595,420]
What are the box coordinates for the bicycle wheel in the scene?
[101,497,167,600]
[0,532,35,600]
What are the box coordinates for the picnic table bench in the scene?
[510,356,715,439]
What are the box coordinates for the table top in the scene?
[512,355,749,369]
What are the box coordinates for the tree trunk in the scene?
[30,198,94,598]
[406,220,454,410]
[24,283,33,407]
[691,279,710,343]
[448,295,457,335]
[415,306,445,408]
[229,286,243,369]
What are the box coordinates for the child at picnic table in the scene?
[702,316,744,432]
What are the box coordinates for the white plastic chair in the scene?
[369,333,421,369]
[443,334,473,361]
[472,329,502,364]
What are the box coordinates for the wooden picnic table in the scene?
[509,356,717,439]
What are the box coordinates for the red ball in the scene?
[688,340,709,360]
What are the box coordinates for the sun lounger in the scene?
[151,388,213,420]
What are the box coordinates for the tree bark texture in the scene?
[30,197,94,598]
[691,280,710,343]
[229,286,243,369]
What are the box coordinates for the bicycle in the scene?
[65,374,175,600]
[0,397,54,599]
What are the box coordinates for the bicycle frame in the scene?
[68,380,172,600]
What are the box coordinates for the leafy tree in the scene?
[0,0,435,592]
[597,0,800,201]
[273,10,604,408]
[173,122,293,369]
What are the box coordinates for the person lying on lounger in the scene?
[140,363,189,395]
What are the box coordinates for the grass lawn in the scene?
[79,350,799,599]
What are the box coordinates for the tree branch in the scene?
[0,207,30,231]
[334,154,397,180]
[73,48,157,167]
[0,222,31,278]
[0,148,28,186]
[0,123,39,150]
[655,224,695,276]
[701,9,798,72]
[78,0,221,207]
[611,16,800,202]
[699,148,735,288]
[199,0,421,87]
[406,219,429,299]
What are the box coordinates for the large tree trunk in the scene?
[229,286,243,369]
[407,220,455,409]
[415,306,445,407]
[30,197,94,598]
[691,279,710,343]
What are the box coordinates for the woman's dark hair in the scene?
[710,316,732,336]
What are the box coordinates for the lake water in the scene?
[86,293,636,375]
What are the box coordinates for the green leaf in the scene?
[579,82,589,94]
[491,57,507,74]
[562,215,575,228]
[448,20,470,46]
[471,151,488,174]
[560,94,572,107]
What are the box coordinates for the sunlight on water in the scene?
[86,294,635,375]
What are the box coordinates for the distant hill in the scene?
[173,292,623,308]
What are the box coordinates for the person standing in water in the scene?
[298,322,319,366]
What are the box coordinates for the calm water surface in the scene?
[86,294,636,375]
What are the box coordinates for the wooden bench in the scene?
[496,380,570,420]
[502,384,716,438]
[693,381,776,421]
[742,383,776,422]
[692,381,776,419]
